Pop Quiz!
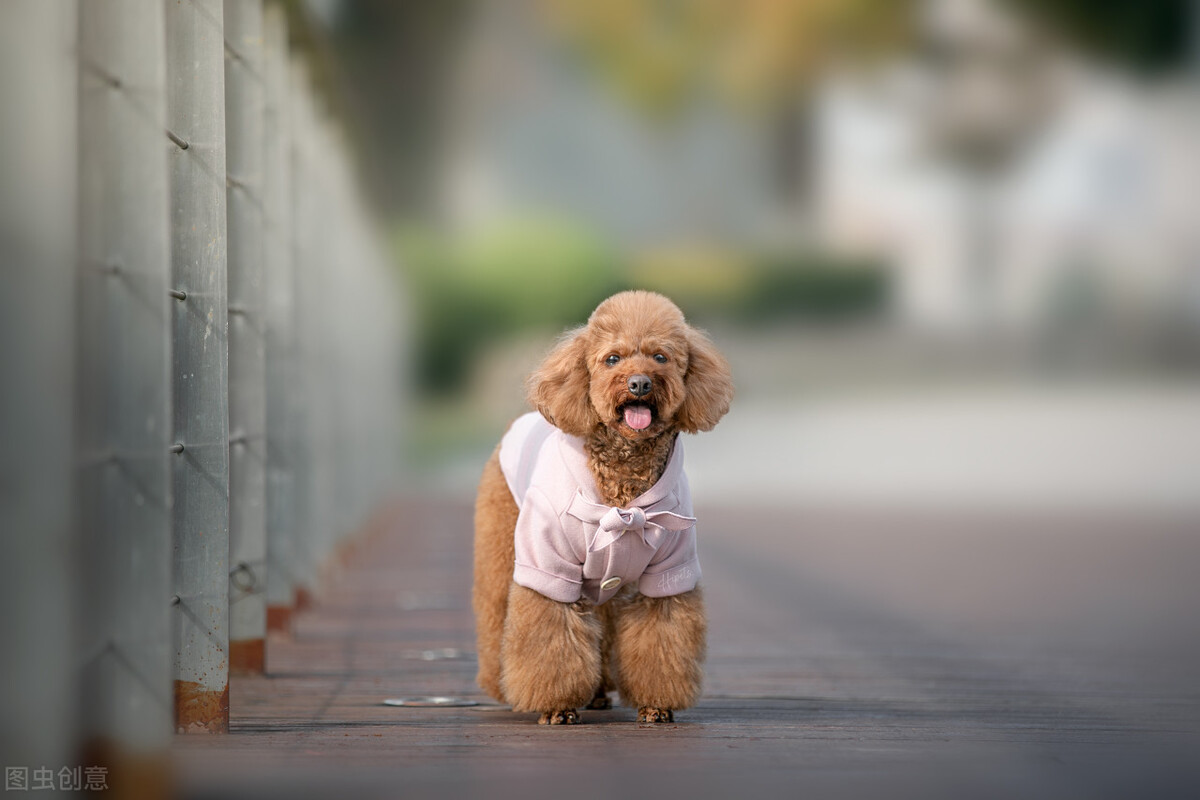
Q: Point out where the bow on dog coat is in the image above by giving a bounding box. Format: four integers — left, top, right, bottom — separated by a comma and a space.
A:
499, 412, 701, 605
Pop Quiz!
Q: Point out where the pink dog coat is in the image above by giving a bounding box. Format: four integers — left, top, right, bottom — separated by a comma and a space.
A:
499, 412, 701, 605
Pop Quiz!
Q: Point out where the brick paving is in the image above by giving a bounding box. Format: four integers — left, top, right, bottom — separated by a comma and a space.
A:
172, 497, 1200, 799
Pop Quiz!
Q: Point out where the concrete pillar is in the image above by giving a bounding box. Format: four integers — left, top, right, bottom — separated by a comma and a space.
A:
262, 5, 301, 634
164, 0, 231, 734
330, 165, 399, 531
307, 122, 340, 560
75, 0, 175, 776
312, 120, 348, 554
287, 58, 323, 601
364, 233, 404, 520
0, 0, 79, 781
223, 0, 268, 674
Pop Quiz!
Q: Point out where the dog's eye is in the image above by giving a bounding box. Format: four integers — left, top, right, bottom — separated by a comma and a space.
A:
605, 354, 621, 366
653, 353, 668, 364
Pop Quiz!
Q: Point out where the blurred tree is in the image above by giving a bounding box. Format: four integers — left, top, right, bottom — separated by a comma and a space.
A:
1008, 0, 1192, 74
283, 0, 1192, 218
539, 0, 1193, 120
535, 0, 915, 216
282, 0, 473, 219
537, 0, 914, 118
397, 217, 622, 395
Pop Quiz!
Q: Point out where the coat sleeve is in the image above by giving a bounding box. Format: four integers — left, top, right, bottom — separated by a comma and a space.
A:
512, 487, 584, 603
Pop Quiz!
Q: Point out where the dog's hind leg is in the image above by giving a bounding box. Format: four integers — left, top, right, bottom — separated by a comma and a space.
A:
473, 449, 518, 703
588, 587, 632, 709
500, 583, 602, 723
612, 587, 707, 722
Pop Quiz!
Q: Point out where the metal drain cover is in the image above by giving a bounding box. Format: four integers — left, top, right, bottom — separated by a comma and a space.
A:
383, 696, 478, 707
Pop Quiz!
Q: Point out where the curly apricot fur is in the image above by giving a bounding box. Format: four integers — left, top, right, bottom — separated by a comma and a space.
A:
473, 291, 731, 721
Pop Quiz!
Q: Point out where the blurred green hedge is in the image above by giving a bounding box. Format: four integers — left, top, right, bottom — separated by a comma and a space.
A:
630, 245, 890, 325
395, 218, 889, 395
396, 218, 625, 395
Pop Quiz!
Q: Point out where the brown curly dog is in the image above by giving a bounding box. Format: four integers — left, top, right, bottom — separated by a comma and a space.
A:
473, 291, 733, 724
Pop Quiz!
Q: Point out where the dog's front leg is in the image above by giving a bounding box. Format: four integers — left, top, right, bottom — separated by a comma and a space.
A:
499, 582, 603, 724
613, 587, 706, 723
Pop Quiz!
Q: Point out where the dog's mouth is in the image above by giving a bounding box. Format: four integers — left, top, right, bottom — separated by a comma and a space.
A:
619, 402, 655, 431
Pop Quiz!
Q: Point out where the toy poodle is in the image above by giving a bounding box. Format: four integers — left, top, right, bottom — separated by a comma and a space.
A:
473, 290, 733, 724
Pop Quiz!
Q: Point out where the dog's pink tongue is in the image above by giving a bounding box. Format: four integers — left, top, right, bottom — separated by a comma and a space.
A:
624, 404, 652, 430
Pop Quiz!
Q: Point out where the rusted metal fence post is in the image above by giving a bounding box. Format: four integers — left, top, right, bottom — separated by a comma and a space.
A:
165, 0, 231, 734
0, 0, 79, 775
75, 0, 175, 768
223, 0, 268, 674
262, 5, 302, 635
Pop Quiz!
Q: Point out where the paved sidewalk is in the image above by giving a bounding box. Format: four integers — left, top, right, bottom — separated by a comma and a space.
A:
172, 497, 1200, 799
686, 383, 1200, 513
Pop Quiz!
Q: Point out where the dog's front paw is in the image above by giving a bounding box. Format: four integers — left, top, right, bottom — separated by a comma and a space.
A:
637, 706, 674, 723
538, 708, 580, 725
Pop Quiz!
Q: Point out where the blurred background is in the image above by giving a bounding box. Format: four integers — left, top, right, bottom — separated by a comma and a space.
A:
344, 0, 1200, 509
4, 0, 1200, 794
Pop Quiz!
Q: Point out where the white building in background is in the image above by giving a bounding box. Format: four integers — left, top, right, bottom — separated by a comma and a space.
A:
815, 0, 1200, 337
817, 69, 1200, 335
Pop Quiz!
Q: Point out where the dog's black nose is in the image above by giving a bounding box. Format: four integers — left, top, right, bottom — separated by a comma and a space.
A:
628, 374, 652, 397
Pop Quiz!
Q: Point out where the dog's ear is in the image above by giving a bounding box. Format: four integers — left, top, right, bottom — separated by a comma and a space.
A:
676, 325, 733, 433
526, 326, 597, 437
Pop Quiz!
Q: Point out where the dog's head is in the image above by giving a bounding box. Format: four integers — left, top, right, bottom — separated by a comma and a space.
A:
527, 291, 733, 440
